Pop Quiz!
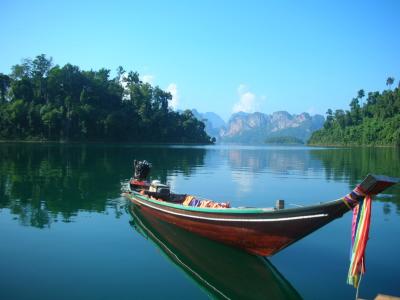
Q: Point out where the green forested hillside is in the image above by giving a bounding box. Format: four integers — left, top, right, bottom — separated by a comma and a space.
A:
0, 55, 212, 143
308, 78, 400, 146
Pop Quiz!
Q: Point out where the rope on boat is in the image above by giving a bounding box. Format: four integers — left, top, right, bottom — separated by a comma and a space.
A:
341, 198, 352, 210
347, 185, 372, 289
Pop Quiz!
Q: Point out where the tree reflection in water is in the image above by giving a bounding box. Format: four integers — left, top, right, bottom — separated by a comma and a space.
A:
310, 147, 400, 214
0, 143, 206, 227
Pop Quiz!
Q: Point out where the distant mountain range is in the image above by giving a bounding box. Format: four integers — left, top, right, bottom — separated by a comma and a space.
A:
192, 110, 324, 144
191, 109, 226, 139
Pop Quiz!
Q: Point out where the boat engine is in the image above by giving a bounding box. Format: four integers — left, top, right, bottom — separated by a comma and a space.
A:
134, 160, 152, 181
130, 160, 152, 191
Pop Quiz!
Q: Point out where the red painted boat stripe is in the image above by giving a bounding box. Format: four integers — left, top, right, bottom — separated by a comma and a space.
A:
132, 197, 328, 222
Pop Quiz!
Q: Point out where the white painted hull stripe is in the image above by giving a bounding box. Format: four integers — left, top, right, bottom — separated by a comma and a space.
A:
132, 197, 329, 222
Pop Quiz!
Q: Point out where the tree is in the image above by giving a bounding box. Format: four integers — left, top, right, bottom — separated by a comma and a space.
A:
32, 54, 53, 78
41, 105, 62, 138
386, 77, 395, 89
32, 54, 53, 103
10, 58, 32, 79
0, 54, 212, 144
357, 89, 365, 99
11, 78, 34, 102
324, 109, 334, 129
349, 98, 361, 124
309, 80, 400, 146
0, 73, 11, 103
357, 89, 365, 107
115, 66, 125, 82
334, 109, 346, 128
126, 71, 140, 84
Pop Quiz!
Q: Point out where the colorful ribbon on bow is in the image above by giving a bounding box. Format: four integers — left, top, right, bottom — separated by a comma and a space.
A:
347, 192, 372, 288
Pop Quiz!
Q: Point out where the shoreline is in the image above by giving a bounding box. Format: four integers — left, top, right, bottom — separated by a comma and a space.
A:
307, 143, 398, 148
0, 139, 215, 146
1, 139, 397, 148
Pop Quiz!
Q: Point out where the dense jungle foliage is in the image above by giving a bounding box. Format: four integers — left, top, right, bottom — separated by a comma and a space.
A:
0, 54, 213, 143
308, 78, 400, 146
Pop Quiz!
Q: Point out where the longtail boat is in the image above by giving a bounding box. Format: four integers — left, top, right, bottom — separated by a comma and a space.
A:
122, 160, 399, 256
129, 204, 302, 300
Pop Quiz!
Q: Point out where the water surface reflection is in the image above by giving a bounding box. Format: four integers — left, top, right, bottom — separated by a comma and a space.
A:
0, 143, 206, 227
1, 144, 399, 229
129, 204, 302, 300
0, 143, 399, 300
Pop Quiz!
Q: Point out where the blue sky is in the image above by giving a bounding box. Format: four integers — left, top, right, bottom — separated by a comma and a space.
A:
1, 0, 399, 120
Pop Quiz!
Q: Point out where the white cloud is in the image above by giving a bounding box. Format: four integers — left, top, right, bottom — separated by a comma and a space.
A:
166, 83, 179, 110
232, 84, 260, 113
307, 106, 318, 115
141, 74, 155, 85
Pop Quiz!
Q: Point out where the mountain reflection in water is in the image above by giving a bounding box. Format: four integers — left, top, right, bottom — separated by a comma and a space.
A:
128, 204, 302, 300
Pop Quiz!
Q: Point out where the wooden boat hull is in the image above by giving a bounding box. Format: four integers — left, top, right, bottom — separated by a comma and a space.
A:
123, 174, 399, 256
124, 192, 349, 256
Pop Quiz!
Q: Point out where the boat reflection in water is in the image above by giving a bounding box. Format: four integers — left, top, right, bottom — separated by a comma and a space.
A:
128, 205, 302, 300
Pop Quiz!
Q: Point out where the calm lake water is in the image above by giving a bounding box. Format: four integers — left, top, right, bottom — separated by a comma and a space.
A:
0, 143, 399, 300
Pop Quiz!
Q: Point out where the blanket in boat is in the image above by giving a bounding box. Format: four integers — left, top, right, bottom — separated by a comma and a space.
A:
182, 195, 230, 209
